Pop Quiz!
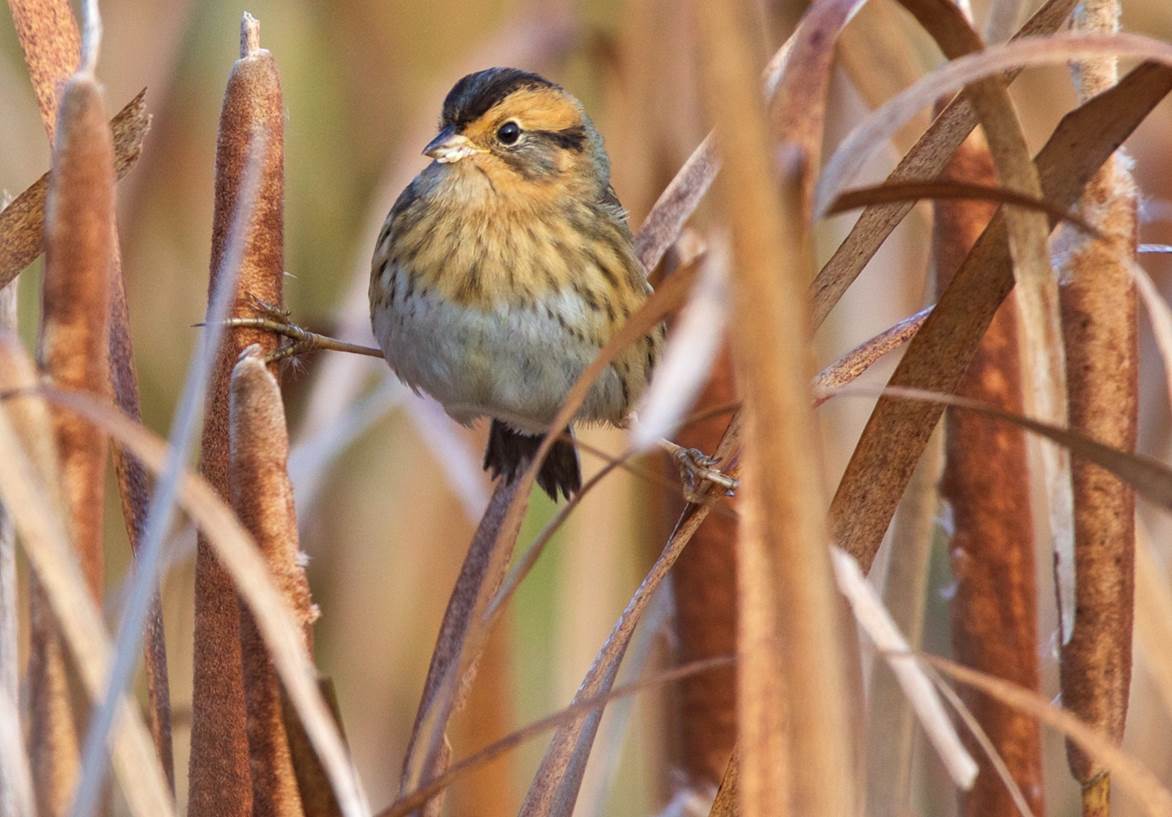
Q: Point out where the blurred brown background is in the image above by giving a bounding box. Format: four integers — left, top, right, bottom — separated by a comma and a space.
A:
3, 0, 1172, 814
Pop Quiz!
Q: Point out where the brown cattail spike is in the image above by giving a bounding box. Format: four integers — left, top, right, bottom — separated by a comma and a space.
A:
230, 348, 316, 817
40, 74, 114, 601
937, 131, 1043, 817
189, 13, 285, 817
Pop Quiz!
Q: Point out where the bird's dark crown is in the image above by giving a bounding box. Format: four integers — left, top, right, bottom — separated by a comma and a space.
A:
441, 67, 559, 130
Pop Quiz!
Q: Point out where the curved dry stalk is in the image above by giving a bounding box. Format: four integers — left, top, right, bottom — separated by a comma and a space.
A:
190, 15, 285, 817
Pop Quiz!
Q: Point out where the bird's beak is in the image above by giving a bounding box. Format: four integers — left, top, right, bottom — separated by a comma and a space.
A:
423, 126, 479, 163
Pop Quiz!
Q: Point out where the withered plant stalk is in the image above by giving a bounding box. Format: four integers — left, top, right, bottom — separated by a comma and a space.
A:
189, 15, 285, 817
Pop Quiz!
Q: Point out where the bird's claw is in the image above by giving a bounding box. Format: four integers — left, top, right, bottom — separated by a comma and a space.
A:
671, 445, 738, 503
222, 295, 313, 364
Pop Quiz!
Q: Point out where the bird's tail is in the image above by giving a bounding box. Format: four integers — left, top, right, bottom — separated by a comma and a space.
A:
484, 419, 581, 501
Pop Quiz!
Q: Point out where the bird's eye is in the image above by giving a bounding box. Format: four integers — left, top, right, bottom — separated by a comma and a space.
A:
496, 121, 521, 145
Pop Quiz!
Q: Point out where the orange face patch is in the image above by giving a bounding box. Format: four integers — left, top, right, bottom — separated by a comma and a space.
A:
461, 86, 583, 144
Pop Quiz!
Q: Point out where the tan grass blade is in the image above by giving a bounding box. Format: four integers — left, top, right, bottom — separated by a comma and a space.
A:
34, 385, 369, 817
826, 61, 1172, 572
827, 180, 1100, 235
934, 133, 1043, 817
0, 344, 173, 817
189, 16, 286, 817
0, 89, 149, 287
1057, 3, 1138, 809
230, 348, 318, 817
697, 1, 854, 815
1134, 527, 1172, 730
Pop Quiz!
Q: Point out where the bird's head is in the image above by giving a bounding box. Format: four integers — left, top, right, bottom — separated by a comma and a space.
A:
422, 68, 609, 198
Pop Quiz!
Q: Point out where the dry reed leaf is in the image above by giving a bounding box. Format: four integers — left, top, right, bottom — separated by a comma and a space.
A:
396, 479, 525, 817
827, 385, 1172, 511
815, 31, 1172, 213
33, 385, 369, 817
39, 73, 114, 600
933, 134, 1042, 817
706, 748, 738, 817
0, 90, 149, 287
6, 0, 81, 140
827, 179, 1100, 236
230, 348, 317, 817
812, 306, 930, 401
516, 503, 721, 817
0, 232, 18, 817
925, 655, 1172, 816
831, 548, 978, 787
697, 1, 854, 816
809, 0, 1078, 327
0, 342, 173, 817
632, 239, 730, 450
384, 656, 733, 817
1057, 3, 1138, 801
190, 15, 285, 817
837, 0, 1067, 602
826, 60, 1172, 572
283, 678, 347, 817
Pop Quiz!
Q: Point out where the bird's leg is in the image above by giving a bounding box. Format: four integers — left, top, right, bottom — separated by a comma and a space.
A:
659, 439, 738, 503
219, 296, 384, 364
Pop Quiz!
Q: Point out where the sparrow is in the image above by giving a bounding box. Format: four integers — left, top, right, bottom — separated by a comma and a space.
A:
368, 67, 664, 500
